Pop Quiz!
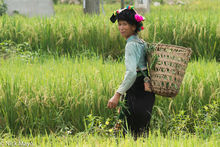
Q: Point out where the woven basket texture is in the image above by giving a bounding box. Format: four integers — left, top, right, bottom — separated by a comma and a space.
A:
147, 43, 192, 97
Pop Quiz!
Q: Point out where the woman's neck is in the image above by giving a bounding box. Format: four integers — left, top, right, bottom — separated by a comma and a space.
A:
126, 33, 137, 40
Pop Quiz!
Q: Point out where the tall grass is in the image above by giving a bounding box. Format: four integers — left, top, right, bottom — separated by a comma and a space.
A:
0, 56, 219, 135
0, 132, 219, 147
0, 0, 219, 60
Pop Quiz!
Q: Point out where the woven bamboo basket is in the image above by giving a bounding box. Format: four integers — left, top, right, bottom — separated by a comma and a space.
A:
147, 43, 192, 97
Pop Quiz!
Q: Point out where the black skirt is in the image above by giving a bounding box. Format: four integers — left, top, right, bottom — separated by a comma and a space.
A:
121, 73, 155, 137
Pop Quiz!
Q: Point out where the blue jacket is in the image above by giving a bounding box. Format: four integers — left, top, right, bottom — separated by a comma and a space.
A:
116, 35, 148, 95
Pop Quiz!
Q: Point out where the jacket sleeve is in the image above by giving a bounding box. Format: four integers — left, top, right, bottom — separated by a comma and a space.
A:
116, 42, 141, 95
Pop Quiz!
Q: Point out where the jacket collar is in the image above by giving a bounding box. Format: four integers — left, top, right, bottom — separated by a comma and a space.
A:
126, 34, 139, 42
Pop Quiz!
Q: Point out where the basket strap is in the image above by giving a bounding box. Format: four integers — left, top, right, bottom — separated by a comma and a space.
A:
132, 39, 154, 92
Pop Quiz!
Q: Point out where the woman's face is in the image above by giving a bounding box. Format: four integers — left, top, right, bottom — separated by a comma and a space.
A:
118, 20, 136, 39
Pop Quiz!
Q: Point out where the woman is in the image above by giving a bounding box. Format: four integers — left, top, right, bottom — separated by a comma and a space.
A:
107, 6, 155, 139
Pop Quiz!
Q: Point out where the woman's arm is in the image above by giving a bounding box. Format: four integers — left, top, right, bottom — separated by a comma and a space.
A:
108, 42, 141, 109
116, 42, 141, 95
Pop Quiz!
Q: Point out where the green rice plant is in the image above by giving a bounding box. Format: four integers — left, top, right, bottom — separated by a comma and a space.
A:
151, 59, 220, 134
0, 1, 219, 60
0, 56, 219, 136
0, 130, 219, 147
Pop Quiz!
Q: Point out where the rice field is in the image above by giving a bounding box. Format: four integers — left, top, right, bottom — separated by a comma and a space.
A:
0, 0, 219, 146
0, 132, 219, 147
0, 56, 219, 136
0, 0, 219, 60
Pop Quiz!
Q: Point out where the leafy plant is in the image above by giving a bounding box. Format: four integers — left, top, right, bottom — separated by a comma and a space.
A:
53, 0, 59, 4
169, 110, 191, 135
149, 54, 158, 70
168, 100, 219, 137
0, 0, 7, 16
146, 41, 162, 70
0, 40, 39, 61
193, 100, 219, 138
84, 114, 116, 136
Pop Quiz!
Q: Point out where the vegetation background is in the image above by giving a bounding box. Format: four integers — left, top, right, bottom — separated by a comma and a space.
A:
0, 0, 219, 146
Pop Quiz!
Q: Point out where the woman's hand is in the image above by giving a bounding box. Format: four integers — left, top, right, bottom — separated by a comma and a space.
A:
107, 92, 121, 109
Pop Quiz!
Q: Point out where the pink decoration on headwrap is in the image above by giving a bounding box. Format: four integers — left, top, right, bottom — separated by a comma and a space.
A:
141, 26, 144, 30
135, 14, 144, 22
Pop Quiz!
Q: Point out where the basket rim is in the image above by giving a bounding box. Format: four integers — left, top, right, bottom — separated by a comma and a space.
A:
150, 43, 192, 51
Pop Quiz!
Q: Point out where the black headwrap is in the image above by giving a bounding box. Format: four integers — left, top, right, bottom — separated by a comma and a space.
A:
110, 6, 145, 32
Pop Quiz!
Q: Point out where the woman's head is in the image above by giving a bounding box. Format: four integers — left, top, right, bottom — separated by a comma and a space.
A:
118, 20, 136, 39
110, 6, 144, 39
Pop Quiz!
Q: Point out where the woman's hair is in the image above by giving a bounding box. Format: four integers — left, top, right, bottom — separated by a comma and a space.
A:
110, 7, 144, 33
117, 9, 141, 33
